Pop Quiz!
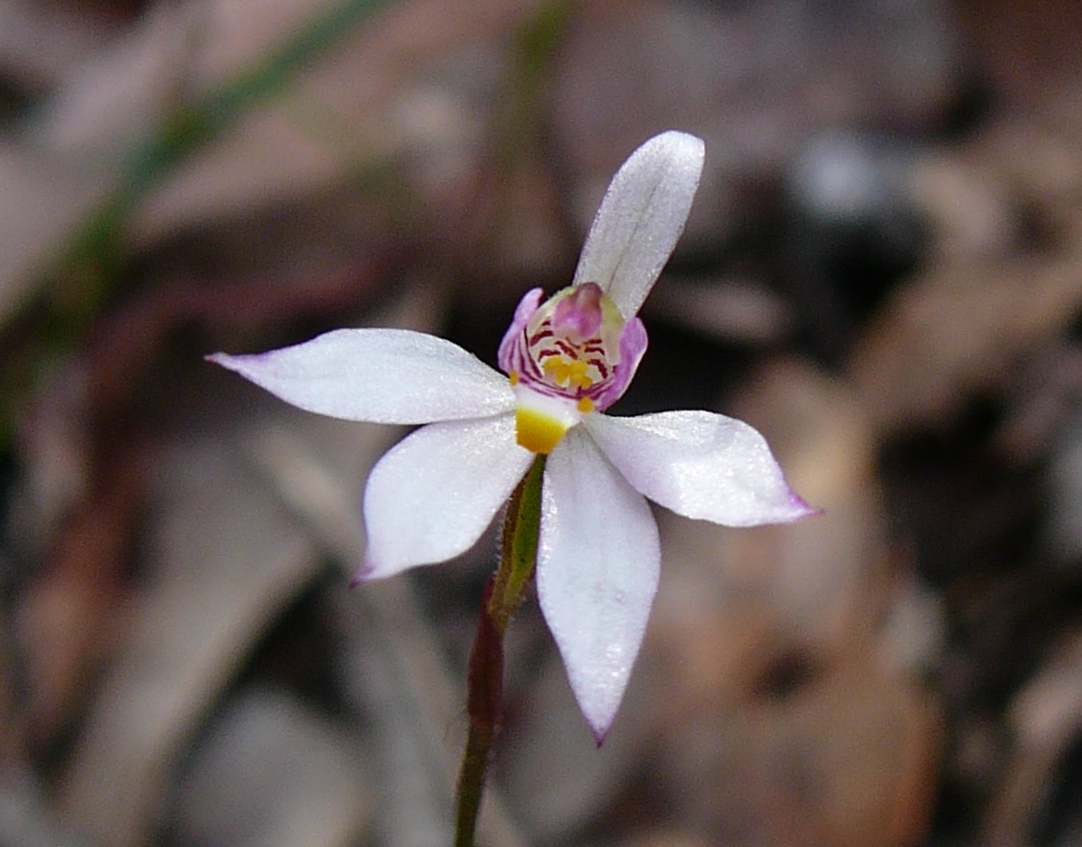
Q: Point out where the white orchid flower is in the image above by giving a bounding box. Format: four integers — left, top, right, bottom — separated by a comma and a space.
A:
210, 131, 814, 740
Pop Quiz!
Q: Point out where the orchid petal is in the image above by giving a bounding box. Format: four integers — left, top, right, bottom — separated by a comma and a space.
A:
538, 427, 661, 741
360, 414, 532, 580
585, 411, 817, 526
572, 131, 704, 319
210, 329, 514, 425
497, 287, 544, 374
592, 316, 648, 411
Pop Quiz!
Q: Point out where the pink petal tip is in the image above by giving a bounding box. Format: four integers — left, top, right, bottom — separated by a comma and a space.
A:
789, 491, 824, 520
350, 559, 377, 588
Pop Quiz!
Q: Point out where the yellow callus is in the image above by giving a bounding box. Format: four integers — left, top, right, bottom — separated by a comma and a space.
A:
515, 406, 571, 454
510, 376, 591, 454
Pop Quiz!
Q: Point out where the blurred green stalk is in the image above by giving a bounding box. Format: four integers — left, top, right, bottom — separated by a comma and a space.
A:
79, 0, 393, 277
0, 0, 392, 449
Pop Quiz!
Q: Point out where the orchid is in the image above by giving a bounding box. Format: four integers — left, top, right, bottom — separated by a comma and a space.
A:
210, 130, 813, 740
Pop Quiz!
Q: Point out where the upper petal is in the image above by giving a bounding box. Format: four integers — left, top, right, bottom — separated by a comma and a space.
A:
537, 427, 661, 741
584, 410, 816, 526
360, 414, 533, 580
571, 131, 704, 319
209, 328, 514, 425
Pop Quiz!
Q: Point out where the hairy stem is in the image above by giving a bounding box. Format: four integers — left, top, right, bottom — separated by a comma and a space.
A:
453, 453, 545, 847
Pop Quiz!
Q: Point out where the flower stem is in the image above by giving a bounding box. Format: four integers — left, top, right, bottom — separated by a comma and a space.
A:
488, 454, 546, 635
454, 576, 504, 847
454, 453, 546, 847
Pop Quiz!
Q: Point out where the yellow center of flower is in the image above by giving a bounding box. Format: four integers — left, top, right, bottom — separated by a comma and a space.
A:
508, 370, 591, 454
505, 283, 625, 454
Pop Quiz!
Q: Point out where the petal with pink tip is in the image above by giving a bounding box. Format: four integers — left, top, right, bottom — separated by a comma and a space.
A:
572, 131, 704, 319
584, 411, 817, 526
209, 328, 514, 425
537, 427, 661, 741
359, 414, 532, 580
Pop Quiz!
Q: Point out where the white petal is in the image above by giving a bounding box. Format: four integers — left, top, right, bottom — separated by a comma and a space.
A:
572, 131, 704, 319
361, 414, 532, 579
209, 328, 514, 424
585, 411, 816, 526
538, 427, 660, 741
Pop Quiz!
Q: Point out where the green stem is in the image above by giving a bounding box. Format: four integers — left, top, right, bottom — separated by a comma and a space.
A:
488, 453, 546, 634
454, 453, 546, 847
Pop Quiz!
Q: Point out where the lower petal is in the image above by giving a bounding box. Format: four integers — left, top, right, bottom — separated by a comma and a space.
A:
360, 414, 532, 580
537, 427, 661, 742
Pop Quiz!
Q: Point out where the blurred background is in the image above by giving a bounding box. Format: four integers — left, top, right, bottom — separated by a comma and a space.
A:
2, 1, 1082, 845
